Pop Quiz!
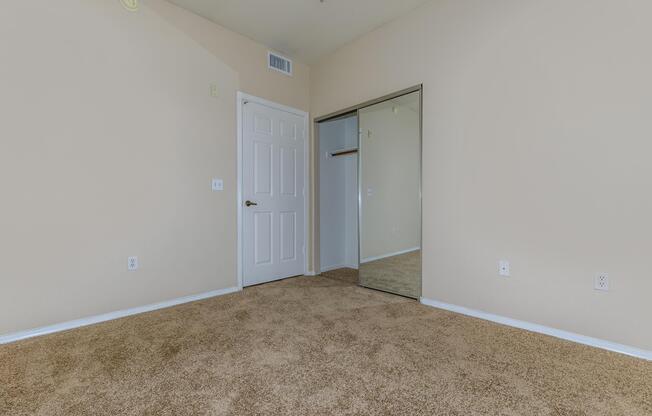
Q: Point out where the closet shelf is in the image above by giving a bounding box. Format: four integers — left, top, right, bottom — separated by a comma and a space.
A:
330, 148, 359, 157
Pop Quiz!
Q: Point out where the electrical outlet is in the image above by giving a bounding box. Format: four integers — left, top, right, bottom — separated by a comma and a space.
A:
498, 260, 510, 277
595, 273, 609, 291
209, 84, 219, 98
128, 256, 139, 271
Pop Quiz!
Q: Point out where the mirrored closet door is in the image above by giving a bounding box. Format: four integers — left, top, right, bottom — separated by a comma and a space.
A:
358, 90, 422, 298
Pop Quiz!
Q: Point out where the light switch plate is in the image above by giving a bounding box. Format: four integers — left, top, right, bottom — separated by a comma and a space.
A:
212, 178, 224, 191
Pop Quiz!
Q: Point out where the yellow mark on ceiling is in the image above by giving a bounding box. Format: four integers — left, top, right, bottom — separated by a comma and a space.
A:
120, 0, 139, 12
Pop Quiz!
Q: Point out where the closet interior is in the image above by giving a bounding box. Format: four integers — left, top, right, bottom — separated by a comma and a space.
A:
318, 113, 359, 274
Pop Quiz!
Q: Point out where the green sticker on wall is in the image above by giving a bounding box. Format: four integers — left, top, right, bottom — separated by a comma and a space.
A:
121, 0, 139, 12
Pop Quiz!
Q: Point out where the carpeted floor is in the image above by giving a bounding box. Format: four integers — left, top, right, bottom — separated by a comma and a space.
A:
1, 272, 650, 415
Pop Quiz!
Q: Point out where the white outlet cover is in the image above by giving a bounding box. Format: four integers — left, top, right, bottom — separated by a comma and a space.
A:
498, 260, 510, 277
595, 273, 609, 291
128, 256, 139, 271
212, 178, 224, 191
210, 84, 219, 98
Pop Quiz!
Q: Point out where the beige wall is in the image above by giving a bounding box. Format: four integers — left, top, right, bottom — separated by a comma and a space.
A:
0, 0, 309, 335
311, 0, 652, 350
146, 0, 310, 112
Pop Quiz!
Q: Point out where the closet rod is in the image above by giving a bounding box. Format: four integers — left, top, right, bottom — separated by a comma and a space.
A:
330, 148, 358, 157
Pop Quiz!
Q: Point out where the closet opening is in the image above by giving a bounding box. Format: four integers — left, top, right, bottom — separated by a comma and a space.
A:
314, 86, 422, 299
317, 112, 359, 283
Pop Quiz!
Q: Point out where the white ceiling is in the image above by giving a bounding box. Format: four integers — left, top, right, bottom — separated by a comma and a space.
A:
166, 0, 431, 64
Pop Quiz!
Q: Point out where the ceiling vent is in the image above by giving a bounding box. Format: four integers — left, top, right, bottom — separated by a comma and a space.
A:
268, 52, 293, 76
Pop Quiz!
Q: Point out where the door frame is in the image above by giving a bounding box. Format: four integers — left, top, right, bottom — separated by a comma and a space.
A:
236, 92, 310, 289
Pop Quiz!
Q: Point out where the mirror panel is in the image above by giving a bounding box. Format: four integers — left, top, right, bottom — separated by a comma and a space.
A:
358, 91, 421, 298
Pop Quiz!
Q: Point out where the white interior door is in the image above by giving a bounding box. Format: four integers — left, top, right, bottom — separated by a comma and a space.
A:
242, 100, 306, 286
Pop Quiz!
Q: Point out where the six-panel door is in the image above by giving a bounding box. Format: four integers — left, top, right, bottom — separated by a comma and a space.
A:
243, 101, 305, 286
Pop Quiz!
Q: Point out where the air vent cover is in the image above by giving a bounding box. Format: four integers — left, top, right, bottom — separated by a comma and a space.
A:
268, 52, 293, 76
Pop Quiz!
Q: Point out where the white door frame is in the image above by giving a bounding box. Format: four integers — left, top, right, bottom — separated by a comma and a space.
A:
236, 92, 310, 290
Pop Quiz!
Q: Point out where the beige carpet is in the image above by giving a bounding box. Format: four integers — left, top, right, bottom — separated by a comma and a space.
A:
360, 250, 421, 298
1, 273, 650, 415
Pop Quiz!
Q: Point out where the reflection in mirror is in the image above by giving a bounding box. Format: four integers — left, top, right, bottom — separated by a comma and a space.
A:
358, 91, 421, 298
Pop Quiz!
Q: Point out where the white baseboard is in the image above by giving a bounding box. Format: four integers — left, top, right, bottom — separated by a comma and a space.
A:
319, 264, 344, 273
0, 286, 241, 345
420, 298, 651, 361
361, 247, 420, 264
319, 263, 359, 273
304, 270, 318, 276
